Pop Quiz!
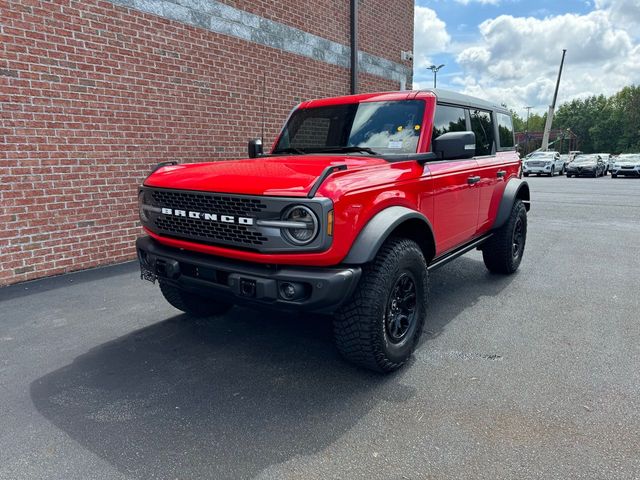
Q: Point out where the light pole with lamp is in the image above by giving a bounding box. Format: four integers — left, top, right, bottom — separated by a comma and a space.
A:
428, 64, 445, 88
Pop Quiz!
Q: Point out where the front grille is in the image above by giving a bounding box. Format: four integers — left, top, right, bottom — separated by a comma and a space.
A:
151, 190, 267, 216
621, 166, 635, 169
527, 161, 547, 167
141, 186, 332, 253
147, 188, 269, 249
155, 215, 267, 247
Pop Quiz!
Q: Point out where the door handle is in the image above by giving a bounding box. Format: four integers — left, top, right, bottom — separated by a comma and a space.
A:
467, 175, 481, 185
497, 170, 506, 178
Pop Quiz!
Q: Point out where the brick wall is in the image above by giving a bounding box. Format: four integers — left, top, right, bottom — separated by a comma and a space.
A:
0, 0, 413, 286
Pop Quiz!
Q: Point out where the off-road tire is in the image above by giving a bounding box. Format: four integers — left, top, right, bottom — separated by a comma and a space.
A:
482, 199, 527, 274
159, 281, 233, 317
334, 238, 428, 373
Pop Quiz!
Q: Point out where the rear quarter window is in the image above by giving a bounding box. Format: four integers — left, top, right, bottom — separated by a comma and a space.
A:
497, 113, 515, 149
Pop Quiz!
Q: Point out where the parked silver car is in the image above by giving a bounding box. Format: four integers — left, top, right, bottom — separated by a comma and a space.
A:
611, 154, 640, 178
522, 151, 564, 177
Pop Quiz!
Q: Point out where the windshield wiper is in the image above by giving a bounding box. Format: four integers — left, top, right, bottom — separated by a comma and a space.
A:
314, 146, 380, 155
273, 147, 307, 155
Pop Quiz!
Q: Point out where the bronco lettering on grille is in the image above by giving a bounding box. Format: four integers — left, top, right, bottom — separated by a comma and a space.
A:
160, 207, 254, 225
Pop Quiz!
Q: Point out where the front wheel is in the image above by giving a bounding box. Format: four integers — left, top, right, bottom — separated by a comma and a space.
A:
482, 200, 527, 274
612, 174, 617, 178
523, 173, 530, 177
549, 167, 555, 177
566, 173, 572, 178
159, 281, 233, 317
334, 238, 428, 373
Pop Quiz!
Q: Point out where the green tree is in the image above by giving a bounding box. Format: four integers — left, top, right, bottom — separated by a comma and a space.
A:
553, 86, 640, 154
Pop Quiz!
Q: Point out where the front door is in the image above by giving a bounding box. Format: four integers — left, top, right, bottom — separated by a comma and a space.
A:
428, 159, 481, 256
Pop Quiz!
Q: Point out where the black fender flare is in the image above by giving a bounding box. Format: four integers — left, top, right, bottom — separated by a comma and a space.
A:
343, 206, 435, 264
493, 178, 530, 230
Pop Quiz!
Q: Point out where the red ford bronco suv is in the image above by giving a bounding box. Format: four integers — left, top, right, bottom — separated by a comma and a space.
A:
137, 89, 530, 372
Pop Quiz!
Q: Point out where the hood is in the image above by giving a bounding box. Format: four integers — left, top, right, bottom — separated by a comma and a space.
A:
570, 161, 597, 167
615, 160, 640, 166
143, 155, 391, 197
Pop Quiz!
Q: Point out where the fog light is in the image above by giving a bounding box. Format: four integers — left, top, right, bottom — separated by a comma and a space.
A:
278, 281, 305, 301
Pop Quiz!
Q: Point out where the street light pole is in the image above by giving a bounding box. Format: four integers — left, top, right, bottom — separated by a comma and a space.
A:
428, 64, 445, 88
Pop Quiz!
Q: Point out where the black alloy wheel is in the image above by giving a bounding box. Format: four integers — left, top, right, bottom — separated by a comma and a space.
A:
512, 216, 525, 259
384, 272, 418, 344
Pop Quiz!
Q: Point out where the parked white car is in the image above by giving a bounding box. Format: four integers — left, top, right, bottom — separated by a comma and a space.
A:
611, 154, 640, 178
522, 151, 564, 176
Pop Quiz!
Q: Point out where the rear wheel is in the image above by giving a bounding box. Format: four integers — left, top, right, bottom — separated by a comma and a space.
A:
159, 281, 233, 317
334, 238, 428, 373
482, 200, 527, 274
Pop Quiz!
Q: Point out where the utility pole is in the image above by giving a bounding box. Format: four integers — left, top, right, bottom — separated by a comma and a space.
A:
428, 64, 445, 88
541, 49, 567, 151
524, 106, 532, 154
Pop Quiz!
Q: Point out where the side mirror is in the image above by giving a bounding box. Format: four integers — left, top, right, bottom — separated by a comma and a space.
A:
248, 138, 263, 158
432, 131, 476, 160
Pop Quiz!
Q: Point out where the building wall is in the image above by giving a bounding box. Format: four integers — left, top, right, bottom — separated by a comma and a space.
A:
0, 0, 413, 286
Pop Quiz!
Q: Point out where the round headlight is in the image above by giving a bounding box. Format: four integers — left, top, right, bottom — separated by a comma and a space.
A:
138, 191, 149, 223
281, 205, 319, 245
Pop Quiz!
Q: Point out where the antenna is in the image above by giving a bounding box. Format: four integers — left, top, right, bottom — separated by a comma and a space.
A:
260, 69, 266, 145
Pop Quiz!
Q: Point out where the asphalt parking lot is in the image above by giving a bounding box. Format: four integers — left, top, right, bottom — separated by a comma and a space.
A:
1, 175, 639, 480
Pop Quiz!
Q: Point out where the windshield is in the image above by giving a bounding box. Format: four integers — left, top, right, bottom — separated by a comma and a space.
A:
273, 100, 425, 155
529, 153, 554, 158
573, 156, 598, 163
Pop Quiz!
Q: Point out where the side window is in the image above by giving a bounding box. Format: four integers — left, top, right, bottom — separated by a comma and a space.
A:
470, 109, 495, 156
432, 104, 467, 141
497, 113, 515, 149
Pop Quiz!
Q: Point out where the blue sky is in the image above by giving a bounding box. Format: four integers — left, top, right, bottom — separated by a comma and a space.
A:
413, 0, 640, 113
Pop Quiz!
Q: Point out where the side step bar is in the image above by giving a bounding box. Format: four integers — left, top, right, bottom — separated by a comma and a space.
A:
427, 234, 493, 272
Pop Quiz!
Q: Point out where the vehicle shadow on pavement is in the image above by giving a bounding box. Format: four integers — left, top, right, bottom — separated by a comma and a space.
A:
29, 256, 513, 480
30, 307, 407, 479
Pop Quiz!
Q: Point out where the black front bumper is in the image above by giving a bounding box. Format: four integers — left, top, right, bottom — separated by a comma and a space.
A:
136, 236, 361, 313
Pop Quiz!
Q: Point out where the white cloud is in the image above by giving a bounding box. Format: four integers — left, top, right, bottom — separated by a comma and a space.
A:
596, 0, 640, 28
452, 8, 639, 113
413, 6, 451, 68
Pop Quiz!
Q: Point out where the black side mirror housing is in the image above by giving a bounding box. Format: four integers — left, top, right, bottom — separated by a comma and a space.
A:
248, 138, 264, 158
432, 131, 476, 160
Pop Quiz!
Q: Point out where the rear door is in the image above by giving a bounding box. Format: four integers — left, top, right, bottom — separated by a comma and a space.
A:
428, 104, 480, 255
476, 111, 519, 234
470, 109, 501, 232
